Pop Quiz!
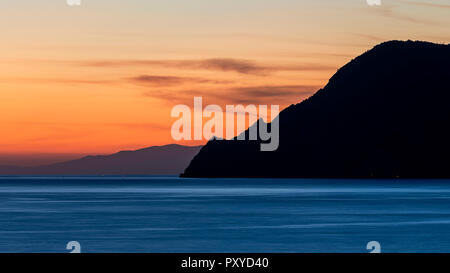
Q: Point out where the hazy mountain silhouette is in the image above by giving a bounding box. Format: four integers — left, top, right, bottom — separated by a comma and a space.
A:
182, 40, 450, 178
0, 144, 202, 175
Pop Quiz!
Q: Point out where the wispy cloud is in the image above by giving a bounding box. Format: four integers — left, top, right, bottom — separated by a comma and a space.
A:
0, 77, 114, 86
229, 85, 316, 104
197, 58, 267, 74
128, 75, 230, 86
143, 85, 319, 106
82, 58, 267, 75
80, 58, 335, 75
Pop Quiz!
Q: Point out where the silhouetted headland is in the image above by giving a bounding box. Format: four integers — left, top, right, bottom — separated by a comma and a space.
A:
182, 40, 450, 178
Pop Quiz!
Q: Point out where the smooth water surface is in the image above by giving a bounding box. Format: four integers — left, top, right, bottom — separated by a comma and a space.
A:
1, 177, 450, 253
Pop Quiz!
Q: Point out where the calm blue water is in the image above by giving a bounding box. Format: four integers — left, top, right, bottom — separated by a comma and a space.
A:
1, 177, 450, 253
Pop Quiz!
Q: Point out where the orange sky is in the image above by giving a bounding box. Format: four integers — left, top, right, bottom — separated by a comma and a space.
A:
0, 0, 449, 158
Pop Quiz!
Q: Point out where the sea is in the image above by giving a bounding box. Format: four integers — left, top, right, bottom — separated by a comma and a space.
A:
1, 176, 450, 253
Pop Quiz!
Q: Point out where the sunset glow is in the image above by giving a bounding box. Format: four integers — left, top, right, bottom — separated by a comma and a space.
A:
0, 0, 449, 160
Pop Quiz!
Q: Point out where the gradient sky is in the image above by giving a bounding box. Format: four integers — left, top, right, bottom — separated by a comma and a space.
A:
0, 0, 449, 162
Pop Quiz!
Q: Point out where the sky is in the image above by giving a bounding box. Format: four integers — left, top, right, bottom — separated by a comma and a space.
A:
0, 0, 449, 164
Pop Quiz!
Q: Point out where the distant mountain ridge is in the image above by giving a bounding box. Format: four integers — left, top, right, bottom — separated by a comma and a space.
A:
0, 144, 202, 175
182, 40, 450, 178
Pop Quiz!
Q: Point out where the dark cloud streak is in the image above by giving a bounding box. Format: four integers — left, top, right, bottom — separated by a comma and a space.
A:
143, 85, 319, 105
398, 0, 450, 9
128, 75, 228, 86
81, 58, 335, 75
369, 3, 441, 26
